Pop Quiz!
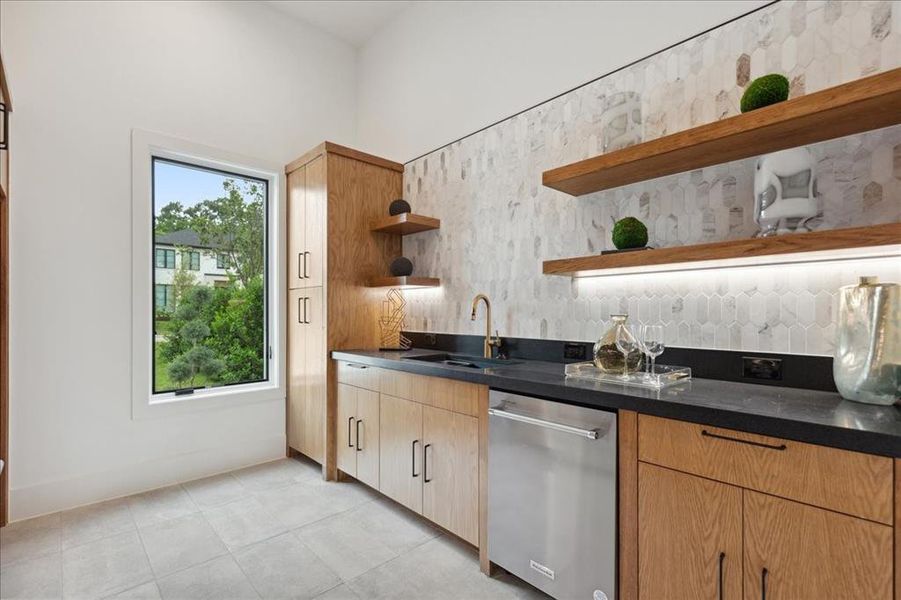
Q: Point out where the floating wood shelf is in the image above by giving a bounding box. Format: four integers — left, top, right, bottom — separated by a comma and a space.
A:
543, 223, 901, 277
543, 68, 901, 196
367, 276, 441, 288
370, 213, 440, 235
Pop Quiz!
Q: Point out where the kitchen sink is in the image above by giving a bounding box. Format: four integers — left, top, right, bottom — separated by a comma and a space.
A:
402, 353, 522, 369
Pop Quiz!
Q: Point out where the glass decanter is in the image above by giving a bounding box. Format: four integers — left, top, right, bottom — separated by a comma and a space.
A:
592, 314, 643, 374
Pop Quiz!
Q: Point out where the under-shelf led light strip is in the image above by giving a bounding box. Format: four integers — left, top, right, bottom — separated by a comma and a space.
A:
570, 244, 901, 278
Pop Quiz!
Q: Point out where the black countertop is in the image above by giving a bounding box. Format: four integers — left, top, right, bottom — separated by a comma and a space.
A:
332, 349, 901, 458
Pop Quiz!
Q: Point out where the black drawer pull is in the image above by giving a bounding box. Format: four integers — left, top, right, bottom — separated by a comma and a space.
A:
347, 417, 354, 448
761, 568, 768, 600
701, 430, 787, 451
356, 419, 363, 452
412, 440, 419, 477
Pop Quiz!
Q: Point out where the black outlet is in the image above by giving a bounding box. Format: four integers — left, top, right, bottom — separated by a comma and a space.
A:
424, 333, 438, 346
742, 356, 783, 381
564, 343, 588, 361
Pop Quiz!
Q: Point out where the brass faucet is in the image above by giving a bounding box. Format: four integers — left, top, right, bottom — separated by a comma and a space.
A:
470, 293, 501, 359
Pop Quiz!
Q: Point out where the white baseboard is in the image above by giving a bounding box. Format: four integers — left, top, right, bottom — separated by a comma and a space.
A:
9, 433, 286, 521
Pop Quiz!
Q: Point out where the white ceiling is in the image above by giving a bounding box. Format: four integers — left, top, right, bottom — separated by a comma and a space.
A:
266, 1, 412, 47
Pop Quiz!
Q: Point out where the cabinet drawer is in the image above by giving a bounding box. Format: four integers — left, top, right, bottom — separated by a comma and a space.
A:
638, 415, 894, 524
379, 368, 424, 400
336, 361, 380, 391
422, 377, 481, 417
379, 369, 482, 417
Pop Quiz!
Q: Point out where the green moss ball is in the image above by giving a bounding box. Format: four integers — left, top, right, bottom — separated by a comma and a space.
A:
740, 74, 790, 113
612, 217, 648, 250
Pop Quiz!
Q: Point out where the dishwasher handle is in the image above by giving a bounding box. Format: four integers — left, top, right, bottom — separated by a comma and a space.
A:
488, 407, 601, 439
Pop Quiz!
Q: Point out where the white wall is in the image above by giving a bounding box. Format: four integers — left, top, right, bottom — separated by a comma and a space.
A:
356, 0, 768, 162
1, 0, 357, 519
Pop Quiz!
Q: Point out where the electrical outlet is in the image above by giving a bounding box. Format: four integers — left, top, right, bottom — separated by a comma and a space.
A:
424, 333, 438, 346
564, 342, 588, 361
742, 356, 783, 381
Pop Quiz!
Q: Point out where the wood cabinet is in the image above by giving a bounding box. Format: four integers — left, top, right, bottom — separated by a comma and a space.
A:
286, 162, 305, 290
285, 143, 402, 473
287, 154, 325, 290
287, 287, 324, 461
378, 393, 423, 514
638, 414, 894, 524
422, 405, 479, 545
337, 363, 486, 549
336, 383, 379, 488
632, 415, 896, 600
638, 463, 742, 600
743, 491, 893, 600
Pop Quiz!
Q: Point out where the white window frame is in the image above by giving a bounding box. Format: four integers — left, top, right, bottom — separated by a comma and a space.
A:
131, 129, 285, 419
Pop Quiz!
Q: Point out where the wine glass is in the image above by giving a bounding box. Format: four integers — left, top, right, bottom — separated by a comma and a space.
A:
641, 325, 665, 380
614, 323, 640, 380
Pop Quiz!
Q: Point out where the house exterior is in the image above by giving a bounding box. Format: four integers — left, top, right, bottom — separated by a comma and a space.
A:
154, 229, 234, 311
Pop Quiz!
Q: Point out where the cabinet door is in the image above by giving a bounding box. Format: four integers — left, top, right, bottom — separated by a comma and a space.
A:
286, 290, 306, 451
422, 406, 479, 545
287, 166, 306, 290
302, 154, 325, 288
355, 388, 380, 489
638, 463, 742, 600
336, 383, 357, 477
301, 287, 325, 462
379, 394, 422, 513
743, 491, 893, 600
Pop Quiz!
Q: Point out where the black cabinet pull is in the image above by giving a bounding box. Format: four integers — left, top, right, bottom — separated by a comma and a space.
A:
761, 568, 768, 600
298, 252, 303, 280
701, 430, 787, 451
356, 419, 363, 452
412, 440, 419, 477
423, 443, 432, 483
718, 552, 725, 600
303, 297, 311, 324
303, 251, 311, 279
347, 417, 354, 448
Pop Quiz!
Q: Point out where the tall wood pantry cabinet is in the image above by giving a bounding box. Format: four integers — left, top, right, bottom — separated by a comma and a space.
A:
285, 142, 402, 477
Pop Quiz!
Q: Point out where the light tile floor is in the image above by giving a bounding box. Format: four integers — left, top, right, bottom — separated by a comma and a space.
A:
0, 457, 548, 600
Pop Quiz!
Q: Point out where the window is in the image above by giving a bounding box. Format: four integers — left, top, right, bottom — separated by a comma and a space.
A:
155, 248, 175, 269
152, 157, 268, 394
132, 129, 283, 417
154, 284, 174, 311
216, 253, 230, 269
182, 250, 200, 271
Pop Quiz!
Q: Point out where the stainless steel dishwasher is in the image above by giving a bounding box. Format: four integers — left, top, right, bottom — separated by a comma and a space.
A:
488, 390, 617, 600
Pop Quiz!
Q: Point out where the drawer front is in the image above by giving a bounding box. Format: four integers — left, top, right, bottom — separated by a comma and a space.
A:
379, 368, 424, 401
379, 369, 482, 417
336, 361, 380, 391
638, 415, 893, 524
422, 377, 481, 417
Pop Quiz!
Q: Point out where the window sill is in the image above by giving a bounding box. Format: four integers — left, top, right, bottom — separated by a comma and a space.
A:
133, 381, 283, 420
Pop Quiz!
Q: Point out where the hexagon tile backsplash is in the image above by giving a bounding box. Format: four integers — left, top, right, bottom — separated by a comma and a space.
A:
400, 0, 901, 357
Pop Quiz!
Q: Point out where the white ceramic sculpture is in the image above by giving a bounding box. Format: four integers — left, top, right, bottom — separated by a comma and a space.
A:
753, 147, 819, 237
